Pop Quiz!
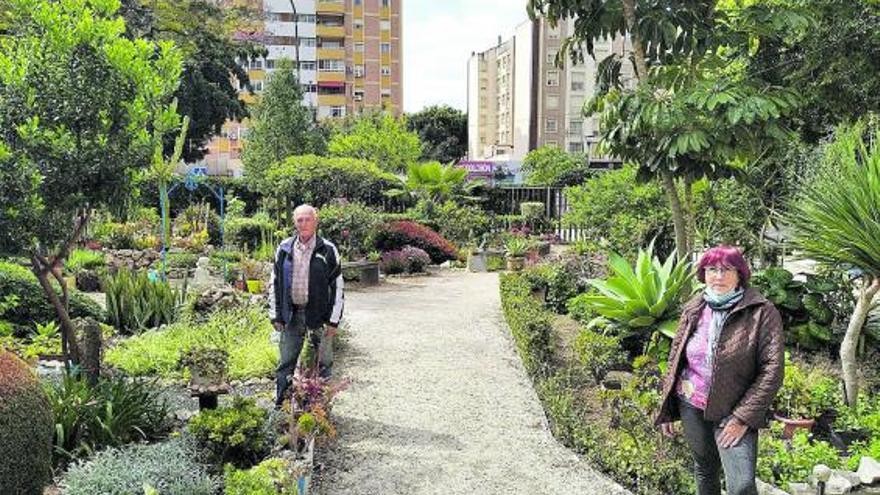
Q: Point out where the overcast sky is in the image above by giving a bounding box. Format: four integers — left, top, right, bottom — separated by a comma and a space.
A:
402, 0, 529, 113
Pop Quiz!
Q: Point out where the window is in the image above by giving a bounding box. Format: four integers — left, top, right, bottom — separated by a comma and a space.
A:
265, 59, 275, 69
570, 71, 585, 92
353, 19, 364, 29
381, 65, 391, 76
569, 142, 584, 153
546, 70, 559, 86
354, 65, 365, 77
302, 84, 317, 93
354, 0, 361, 4
546, 95, 559, 110
569, 119, 583, 134
354, 42, 365, 52
545, 118, 557, 133
545, 140, 558, 148
546, 50, 557, 65
250, 58, 263, 69
330, 106, 345, 117
318, 59, 345, 72
320, 40, 343, 49
380, 43, 391, 54
382, 0, 390, 6
380, 20, 391, 30
300, 61, 316, 71
381, 89, 392, 98
252, 80, 264, 92
353, 89, 364, 101
299, 14, 316, 23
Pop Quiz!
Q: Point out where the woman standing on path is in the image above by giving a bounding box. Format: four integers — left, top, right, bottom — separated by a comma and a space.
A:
655, 245, 784, 495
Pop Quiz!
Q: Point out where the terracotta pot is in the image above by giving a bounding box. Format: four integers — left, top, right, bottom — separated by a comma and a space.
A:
774, 414, 815, 439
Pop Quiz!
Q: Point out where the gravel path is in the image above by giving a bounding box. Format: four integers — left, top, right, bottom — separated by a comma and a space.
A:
314, 271, 630, 495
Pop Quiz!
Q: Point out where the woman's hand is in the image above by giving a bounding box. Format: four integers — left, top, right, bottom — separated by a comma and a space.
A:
717, 416, 749, 449
660, 422, 678, 438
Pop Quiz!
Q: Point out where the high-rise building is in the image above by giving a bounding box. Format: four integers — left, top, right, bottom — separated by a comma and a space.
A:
199, 0, 403, 176
467, 17, 632, 166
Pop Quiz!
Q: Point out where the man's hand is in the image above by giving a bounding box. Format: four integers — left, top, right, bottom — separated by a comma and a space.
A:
717, 416, 749, 449
660, 422, 678, 438
324, 324, 338, 338
273, 321, 284, 332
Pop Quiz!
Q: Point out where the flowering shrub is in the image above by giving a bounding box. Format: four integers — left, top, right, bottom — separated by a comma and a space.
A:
400, 246, 430, 273
374, 221, 458, 263
380, 250, 408, 275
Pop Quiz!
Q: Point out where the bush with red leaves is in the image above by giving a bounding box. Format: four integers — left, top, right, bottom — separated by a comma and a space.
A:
373, 221, 458, 263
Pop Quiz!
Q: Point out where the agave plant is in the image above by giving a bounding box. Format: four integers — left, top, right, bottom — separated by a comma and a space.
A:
580, 243, 695, 347
105, 268, 186, 334
504, 237, 530, 258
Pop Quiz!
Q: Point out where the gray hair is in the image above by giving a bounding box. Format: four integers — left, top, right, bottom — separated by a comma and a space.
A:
293, 203, 318, 220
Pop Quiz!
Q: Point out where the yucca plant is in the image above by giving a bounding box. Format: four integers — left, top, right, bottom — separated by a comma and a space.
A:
579, 243, 695, 363
786, 121, 880, 407
104, 268, 185, 334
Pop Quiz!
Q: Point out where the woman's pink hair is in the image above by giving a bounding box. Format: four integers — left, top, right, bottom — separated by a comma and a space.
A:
696, 245, 751, 287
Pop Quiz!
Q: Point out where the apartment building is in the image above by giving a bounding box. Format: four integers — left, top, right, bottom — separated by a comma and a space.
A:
467, 16, 632, 166
199, 0, 403, 176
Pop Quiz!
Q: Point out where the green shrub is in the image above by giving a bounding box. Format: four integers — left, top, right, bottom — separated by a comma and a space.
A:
567, 293, 598, 324
0, 260, 103, 331
318, 201, 382, 259
188, 396, 269, 469
223, 457, 297, 495
522, 262, 582, 314
575, 328, 626, 383
499, 273, 555, 378
758, 425, 841, 491
773, 356, 843, 419
226, 213, 275, 251
44, 371, 170, 466
263, 154, 397, 207
426, 201, 490, 246
105, 306, 276, 380
65, 249, 106, 273
165, 251, 200, 269
0, 350, 53, 495
60, 437, 218, 495
104, 268, 184, 334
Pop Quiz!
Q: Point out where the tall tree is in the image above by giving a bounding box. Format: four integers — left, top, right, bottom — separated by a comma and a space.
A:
328, 112, 422, 173
528, 0, 806, 259
407, 105, 467, 164
241, 58, 326, 192
0, 0, 182, 365
522, 145, 589, 186
119, 0, 265, 162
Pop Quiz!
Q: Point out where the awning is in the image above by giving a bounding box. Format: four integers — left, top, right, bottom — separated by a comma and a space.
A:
318, 81, 345, 88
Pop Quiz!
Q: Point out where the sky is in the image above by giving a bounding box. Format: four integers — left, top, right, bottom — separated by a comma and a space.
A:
403, 0, 530, 113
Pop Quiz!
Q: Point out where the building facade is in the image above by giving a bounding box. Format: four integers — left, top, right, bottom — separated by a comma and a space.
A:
467, 17, 632, 166
199, 0, 402, 176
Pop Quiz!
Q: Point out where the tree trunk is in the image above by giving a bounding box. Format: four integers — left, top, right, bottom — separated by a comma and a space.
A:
841, 277, 880, 407
661, 170, 688, 261
621, 0, 649, 81
684, 176, 695, 257
31, 256, 81, 366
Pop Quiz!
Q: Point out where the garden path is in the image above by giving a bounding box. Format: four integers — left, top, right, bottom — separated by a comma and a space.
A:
313, 270, 630, 495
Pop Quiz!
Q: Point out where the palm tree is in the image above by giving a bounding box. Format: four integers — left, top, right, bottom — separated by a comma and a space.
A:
787, 121, 880, 407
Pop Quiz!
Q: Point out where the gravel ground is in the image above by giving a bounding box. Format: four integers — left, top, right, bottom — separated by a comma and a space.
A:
313, 271, 630, 495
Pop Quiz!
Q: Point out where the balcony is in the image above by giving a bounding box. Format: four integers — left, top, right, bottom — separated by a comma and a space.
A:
316, 0, 344, 14
317, 71, 345, 83
318, 94, 346, 106
317, 24, 345, 38
317, 47, 345, 59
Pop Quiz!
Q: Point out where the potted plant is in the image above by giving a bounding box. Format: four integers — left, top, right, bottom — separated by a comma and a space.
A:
504, 237, 529, 272
180, 346, 230, 409
240, 259, 264, 294
773, 358, 842, 438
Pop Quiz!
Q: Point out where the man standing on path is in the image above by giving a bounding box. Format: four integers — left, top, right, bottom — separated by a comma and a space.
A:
269, 204, 344, 408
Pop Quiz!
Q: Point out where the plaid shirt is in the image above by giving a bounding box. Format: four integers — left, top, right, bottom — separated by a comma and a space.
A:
290, 235, 316, 306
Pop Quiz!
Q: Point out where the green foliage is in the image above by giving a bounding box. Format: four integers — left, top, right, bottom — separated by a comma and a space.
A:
0, 260, 104, 330
406, 104, 467, 163
373, 221, 458, 263
60, 437, 218, 495
499, 274, 555, 378
397, 161, 470, 205
263, 154, 397, 207
522, 262, 583, 314
328, 112, 422, 173
773, 356, 843, 419
225, 213, 275, 252
787, 122, 880, 278
751, 267, 850, 350
188, 396, 269, 468
65, 249, 106, 274
224, 458, 297, 495
0, 350, 53, 494
419, 200, 489, 247
522, 145, 590, 186
0, 0, 183, 256
105, 305, 277, 380
575, 328, 626, 383
758, 424, 841, 491
21, 320, 62, 360
318, 201, 382, 259
104, 268, 184, 334
580, 244, 694, 356
563, 165, 673, 258
504, 237, 529, 257
45, 371, 171, 466
242, 58, 326, 190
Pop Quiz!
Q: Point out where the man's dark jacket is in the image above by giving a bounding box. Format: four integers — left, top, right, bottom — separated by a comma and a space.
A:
268, 236, 344, 329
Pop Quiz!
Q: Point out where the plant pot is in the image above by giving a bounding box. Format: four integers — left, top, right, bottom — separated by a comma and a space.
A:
506, 256, 525, 272
774, 414, 815, 439
468, 251, 488, 272
246, 279, 263, 294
